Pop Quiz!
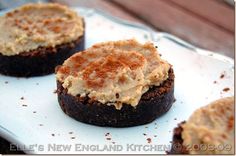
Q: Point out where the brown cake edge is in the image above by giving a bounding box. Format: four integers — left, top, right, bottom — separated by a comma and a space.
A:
167, 121, 189, 154
56, 68, 175, 127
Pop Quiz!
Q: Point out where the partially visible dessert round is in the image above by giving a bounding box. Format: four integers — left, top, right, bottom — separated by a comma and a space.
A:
0, 3, 85, 77
169, 97, 234, 154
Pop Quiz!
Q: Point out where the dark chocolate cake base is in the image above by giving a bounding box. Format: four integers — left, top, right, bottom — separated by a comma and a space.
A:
168, 122, 189, 154
57, 68, 175, 127
0, 34, 84, 77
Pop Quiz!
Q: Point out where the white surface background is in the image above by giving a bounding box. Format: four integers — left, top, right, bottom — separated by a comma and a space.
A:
0, 8, 234, 154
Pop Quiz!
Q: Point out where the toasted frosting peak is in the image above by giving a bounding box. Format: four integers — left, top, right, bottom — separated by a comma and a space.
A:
182, 97, 234, 154
56, 39, 170, 109
0, 3, 84, 56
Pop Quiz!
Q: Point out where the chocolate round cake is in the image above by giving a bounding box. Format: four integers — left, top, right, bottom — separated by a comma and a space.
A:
0, 3, 85, 77
56, 39, 175, 127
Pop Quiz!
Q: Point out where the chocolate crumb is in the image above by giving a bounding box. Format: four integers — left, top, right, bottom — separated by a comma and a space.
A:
112, 142, 115, 144
223, 87, 230, 92
173, 98, 176, 102
174, 118, 177, 120
155, 46, 158, 48
71, 137, 76, 139
145, 126, 148, 128
69, 132, 73, 134
115, 93, 119, 98
143, 133, 147, 136
220, 74, 225, 79
51, 134, 55, 137
213, 81, 217, 84
36, 83, 39, 85
20, 97, 24, 100
105, 133, 110, 136
22, 104, 27, 107
33, 111, 36, 113
4, 81, 8, 84
154, 135, 157, 137
147, 138, 152, 143
53, 90, 57, 94
39, 124, 43, 126
106, 138, 111, 140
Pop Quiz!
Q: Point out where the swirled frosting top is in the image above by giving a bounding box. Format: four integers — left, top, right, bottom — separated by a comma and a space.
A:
0, 3, 84, 56
56, 39, 171, 109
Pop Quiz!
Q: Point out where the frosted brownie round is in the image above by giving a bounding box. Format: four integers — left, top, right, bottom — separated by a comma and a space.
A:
56, 39, 175, 127
0, 3, 85, 77
169, 97, 234, 154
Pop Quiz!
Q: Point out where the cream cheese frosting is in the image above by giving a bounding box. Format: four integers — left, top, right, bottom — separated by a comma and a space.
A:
56, 39, 170, 109
0, 3, 84, 56
182, 97, 234, 154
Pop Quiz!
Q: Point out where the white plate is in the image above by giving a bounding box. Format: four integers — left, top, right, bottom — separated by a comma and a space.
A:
0, 7, 234, 154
